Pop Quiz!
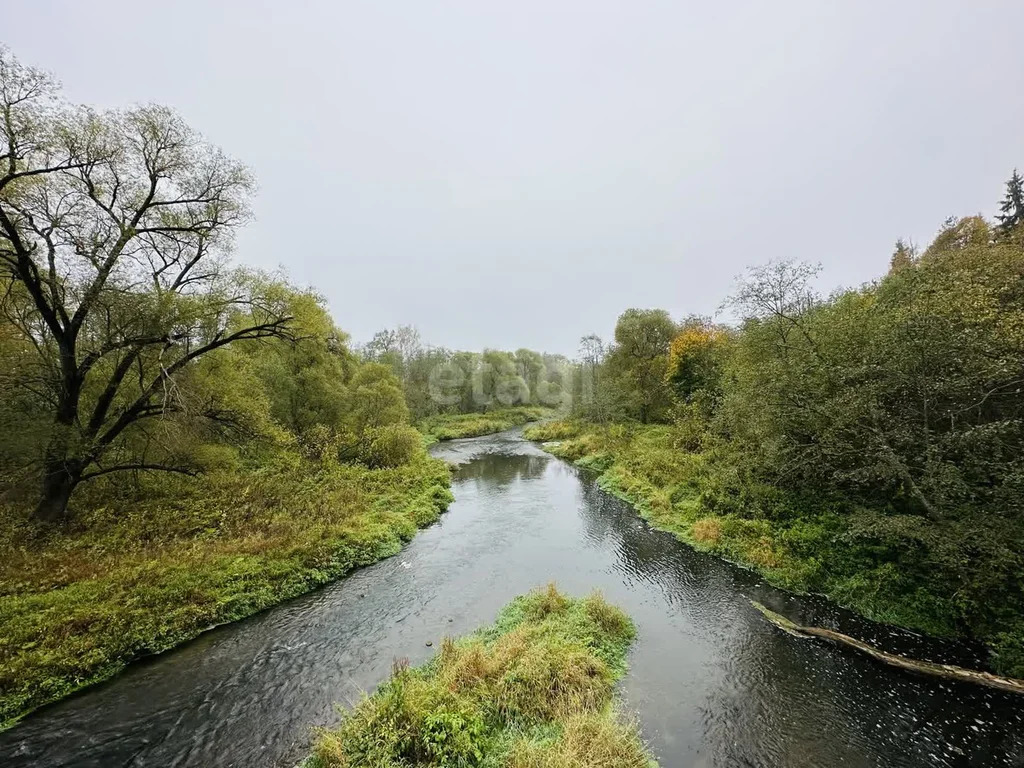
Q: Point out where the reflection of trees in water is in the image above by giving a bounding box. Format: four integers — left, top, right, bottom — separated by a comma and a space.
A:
573, 470, 1024, 768
453, 453, 550, 490
575, 472, 752, 611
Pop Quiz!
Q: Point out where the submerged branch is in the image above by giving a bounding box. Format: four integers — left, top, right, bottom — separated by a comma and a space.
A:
751, 600, 1024, 695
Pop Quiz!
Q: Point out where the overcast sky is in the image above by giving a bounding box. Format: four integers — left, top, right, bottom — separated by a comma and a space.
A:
7, 1, 1023, 354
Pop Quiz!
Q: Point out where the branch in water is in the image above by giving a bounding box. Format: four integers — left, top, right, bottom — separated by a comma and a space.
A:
751, 600, 1024, 695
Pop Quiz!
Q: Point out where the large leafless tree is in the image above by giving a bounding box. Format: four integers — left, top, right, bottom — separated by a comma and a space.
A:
0, 48, 292, 522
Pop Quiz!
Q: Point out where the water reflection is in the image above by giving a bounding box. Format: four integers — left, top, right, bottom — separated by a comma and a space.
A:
450, 452, 550, 487
1, 429, 1021, 768
569, 456, 1024, 768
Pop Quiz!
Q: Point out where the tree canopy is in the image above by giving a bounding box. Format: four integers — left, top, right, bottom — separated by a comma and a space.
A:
0, 48, 417, 521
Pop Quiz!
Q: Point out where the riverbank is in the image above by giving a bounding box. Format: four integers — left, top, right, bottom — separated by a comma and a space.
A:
418, 407, 553, 444
0, 453, 453, 729
4, 428, 1021, 767
525, 421, 1024, 677
307, 585, 655, 768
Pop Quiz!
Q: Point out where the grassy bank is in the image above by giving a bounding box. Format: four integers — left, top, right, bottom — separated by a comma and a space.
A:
419, 407, 553, 444
0, 453, 453, 729
525, 421, 1024, 677
308, 585, 655, 768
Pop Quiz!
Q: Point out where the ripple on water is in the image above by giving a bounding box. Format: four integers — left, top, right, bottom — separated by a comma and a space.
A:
1, 428, 1022, 767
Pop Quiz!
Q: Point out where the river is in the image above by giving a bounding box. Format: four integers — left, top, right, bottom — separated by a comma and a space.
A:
2, 429, 1022, 767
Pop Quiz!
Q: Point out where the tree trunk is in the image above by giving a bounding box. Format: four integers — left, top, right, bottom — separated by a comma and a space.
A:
34, 374, 83, 523
34, 461, 80, 523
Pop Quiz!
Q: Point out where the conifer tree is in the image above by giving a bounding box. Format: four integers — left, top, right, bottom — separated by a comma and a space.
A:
995, 169, 1024, 236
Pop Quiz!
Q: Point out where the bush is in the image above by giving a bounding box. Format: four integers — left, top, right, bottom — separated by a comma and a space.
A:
356, 424, 422, 468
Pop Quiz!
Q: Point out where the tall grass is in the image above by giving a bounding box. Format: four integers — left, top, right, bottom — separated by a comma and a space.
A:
419, 407, 552, 443
307, 585, 655, 768
0, 453, 453, 728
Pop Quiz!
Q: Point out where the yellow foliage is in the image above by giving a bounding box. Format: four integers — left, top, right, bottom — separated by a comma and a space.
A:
745, 536, 782, 569
665, 323, 727, 400
667, 324, 724, 365
691, 517, 723, 545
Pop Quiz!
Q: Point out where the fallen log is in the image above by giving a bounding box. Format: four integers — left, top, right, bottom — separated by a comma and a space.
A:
750, 600, 1024, 695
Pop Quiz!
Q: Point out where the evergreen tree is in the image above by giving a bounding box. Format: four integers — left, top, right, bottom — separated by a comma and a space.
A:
995, 169, 1024, 236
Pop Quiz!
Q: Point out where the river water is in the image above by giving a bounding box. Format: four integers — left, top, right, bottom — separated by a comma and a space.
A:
2, 429, 1022, 767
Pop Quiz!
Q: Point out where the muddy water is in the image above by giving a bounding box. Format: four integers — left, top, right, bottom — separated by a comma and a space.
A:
2, 429, 1022, 767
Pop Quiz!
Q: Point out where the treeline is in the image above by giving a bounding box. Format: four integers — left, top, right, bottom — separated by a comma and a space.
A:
358, 326, 572, 421
552, 178, 1024, 671
571, 201, 1024, 527
0, 48, 420, 523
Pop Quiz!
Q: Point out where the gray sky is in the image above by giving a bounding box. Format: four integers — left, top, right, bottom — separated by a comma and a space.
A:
7, 1, 1024, 355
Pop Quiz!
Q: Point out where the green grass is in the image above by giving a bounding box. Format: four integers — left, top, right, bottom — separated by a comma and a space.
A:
529, 421, 1024, 677
419, 407, 553, 444
307, 584, 655, 768
521, 420, 585, 442
0, 451, 453, 729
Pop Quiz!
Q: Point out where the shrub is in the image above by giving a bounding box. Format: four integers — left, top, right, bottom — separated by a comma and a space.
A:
357, 424, 422, 468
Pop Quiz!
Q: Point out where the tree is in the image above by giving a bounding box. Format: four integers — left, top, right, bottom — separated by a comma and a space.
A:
513, 348, 544, 400
363, 325, 421, 378
247, 290, 354, 436
719, 229, 1024, 523
574, 333, 613, 421
579, 334, 604, 370
392, 325, 422, 366
480, 349, 528, 408
0, 48, 292, 521
996, 169, 1024, 237
888, 238, 916, 274
605, 309, 677, 423
665, 318, 726, 403
725, 260, 821, 355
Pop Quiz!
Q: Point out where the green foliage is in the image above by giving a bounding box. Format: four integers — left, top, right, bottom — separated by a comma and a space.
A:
543, 417, 1024, 677
358, 425, 423, 468
419, 408, 552, 443
522, 420, 584, 442
664, 319, 729, 410
0, 48, 303, 521
996, 168, 1024, 237
0, 49, 428, 521
245, 291, 356, 437
0, 452, 453, 728
361, 331, 573, 422
307, 586, 655, 768
604, 309, 678, 424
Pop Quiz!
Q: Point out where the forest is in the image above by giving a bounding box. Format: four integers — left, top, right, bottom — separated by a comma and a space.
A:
528, 189, 1024, 677
1, 40, 1023, 742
